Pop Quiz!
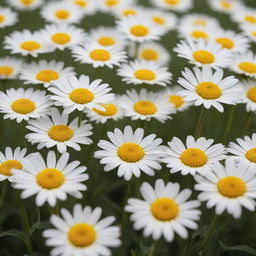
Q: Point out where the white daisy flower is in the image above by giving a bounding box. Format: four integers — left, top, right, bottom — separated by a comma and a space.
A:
0, 147, 27, 182
240, 79, 256, 112
194, 159, 256, 219
4, 30, 52, 57
26, 108, 93, 153
94, 125, 163, 180
98, 0, 135, 13
119, 88, 173, 123
117, 60, 172, 86
10, 151, 88, 207
241, 24, 256, 43
41, 1, 84, 25
19, 60, 75, 88
0, 57, 23, 80
43, 204, 121, 255
163, 135, 226, 176
114, 4, 143, 19
9, 0, 43, 10
178, 25, 215, 41
0, 88, 52, 123
174, 39, 232, 68
65, 0, 97, 15
126, 179, 201, 241
208, 0, 242, 14
0, 7, 17, 28
232, 7, 256, 26
178, 66, 240, 112
49, 75, 114, 114
72, 43, 127, 68
151, 0, 192, 12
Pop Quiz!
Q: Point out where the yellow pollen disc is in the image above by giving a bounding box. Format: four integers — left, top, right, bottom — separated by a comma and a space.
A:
11, 99, 36, 114
193, 19, 207, 26
247, 87, 256, 102
69, 88, 94, 104
151, 198, 179, 221
104, 0, 118, 6
68, 224, 96, 248
55, 10, 70, 19
123, 9, 137, 17
98, 36, 115, 46
153, 16, 165, 25
134, 100, 157, 115
36, 70, 59, 82
220, 1, 232, 9
0, 160, 22, 176
48, 125, 74, 142
20, 41, 41, 51
180, 148, 208, 167
252, 31, 256, 37
117, 142, 144, 162
193, 50, 215, 64
89, 49, 111, 61
51, 33, 71, 45
74, 0, 87, 7
0, 15, 5, 23
196, 82, 222, 100
93, 104, 117, 116
20, 0, 33, 6
36, 168, 65, 189
141, 49, 159, 61
134, 69, 156, 81
216, 37, 234, 49
245, 15, 256, 24
130, 25, 149, 37
169, 95, 184, 108
218, 176, 246, 198
245, 148, 256, 162
164, 0, 180, 5
192, 30, 208, 39
239, 62, 256, 74
0, 66, 13, 76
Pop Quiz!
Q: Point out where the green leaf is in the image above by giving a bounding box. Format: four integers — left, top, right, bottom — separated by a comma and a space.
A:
131, 250, 138, 256
220, 242, 256, 255
0, 229, 29, 243
29, 221, 52, 236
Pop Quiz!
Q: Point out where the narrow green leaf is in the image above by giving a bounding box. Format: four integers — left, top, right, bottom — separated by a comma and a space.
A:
0, 229, 29, 243
220, 242, 256, 255
29, 221, 52, 236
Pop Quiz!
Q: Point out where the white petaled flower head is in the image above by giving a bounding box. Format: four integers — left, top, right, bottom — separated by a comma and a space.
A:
65, 0, 98, 15
162, 135, 226, 176
72, 43, 127, 68
119, 89, 173, 123
26, 108, 93, 153
41, 24, 86, 51
10, 151, 88, 207
114, 4, 144, 19
174, 39, 233, 69
9, 0, 43, 10
4, 30, 53, 57
40, 1, 84, 25
19, 60, 75, 88
43, 204, 121, 256
126, 179, 201, 241
0, 147, 27, 182
178, 66, 241, 112
98, 0, 135, 13
117, 60, 172, 86
194, 159, 256, 219
240, 79, 256, 112
94, 126, 164, 180
151, 0, 193, 12
241, 24, 256, 44
0, 57, 23, 80
0, 7, 17, 28
0, 88, 52, 123
231, 7, 256, 26
208, 0, 242, 14
49, 75, 114, 114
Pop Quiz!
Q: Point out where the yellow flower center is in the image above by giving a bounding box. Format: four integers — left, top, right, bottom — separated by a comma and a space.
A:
164, 0, 180, 5
11, 99, 36, 114
193, 50, 215, 64
252, 31, 256, 37
74, 0, 87, 7
20, 41, 41, 51
196, 82, 222, 100
151, 198, 179, 221
89, 49, 111, 61
93, 104, 117, 116
0, 15, 5, 23
153, 16, 165, 25
247, 87, 256, 102
218, 176, 246, 198
130, 25, 149, 37
216, 37, 234, 49
192, 30, 208, 39
36, 70, 59, 82
238, 62, 256, 74
51, 33, 71, 45
169, 95, 184, 108
134, 69, 156, 81
180, 148, 208, 167
104, 0, 118, 6
134, 100, 157, 115
36, 168, 65, 189
98, 36, 115, 46
193, 19, 207, 26
220, 1, 232, 9
69, 88, 94, 104
245, 148, 256, 162
117, 142, 144, 162
68, 224, 96, 248
55, 10, 70, 20
0, 160, 22, 176
48, 125, 74, 142
245, 15, 256, 24
141, 49, 159, 61
0, 66, 13, 76
122, 9, 137, 17
20, 0, 34, 6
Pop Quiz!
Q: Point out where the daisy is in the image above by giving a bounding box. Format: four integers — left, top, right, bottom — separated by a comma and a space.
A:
0, 147, 27, 182
151, 0, 192, 12
194, 159, 256, 219
98, 0, 135, 13
19, 60, 75, 88
4, 30, 52, 57
119, 89, 173, 123
0, 7, 17, 28
114, 4, 143, 19
241, 24, 256, 43
49, 75, 115, 114
240, 79, 256, 112
43, 204, 121, 255
178, 25, 214, 41
66, 0, 97, 15
26, 108, 93, 153
10, 151, 88, 207
232, 7, 256, 26
41, 1, 84, 25
163, 135, 226, 176
117, 60, 172, 86
208, 0, 242, 14
174, 39, 232, 68
72, 43, 127, 68
0, 57, 23, 80
94, 125, 163, 180
0, 88, 52, 123
126, 179, 201, 241
9, 0, 43, 10
178, 66, 240, 112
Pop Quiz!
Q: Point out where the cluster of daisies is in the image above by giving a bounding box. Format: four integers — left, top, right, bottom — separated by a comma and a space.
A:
0, 0, 256, 255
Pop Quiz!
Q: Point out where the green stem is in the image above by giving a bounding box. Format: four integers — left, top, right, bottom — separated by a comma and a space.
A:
0, 180, 7, 206
242, 112, 254, 136
51, 203, 60, 216
134, 42, 139, 58
222, 106, 235, 144
78, 110, 83, 127
148, 240, 159, 256
20, 121, 27, 148
194, 106, 206, 139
